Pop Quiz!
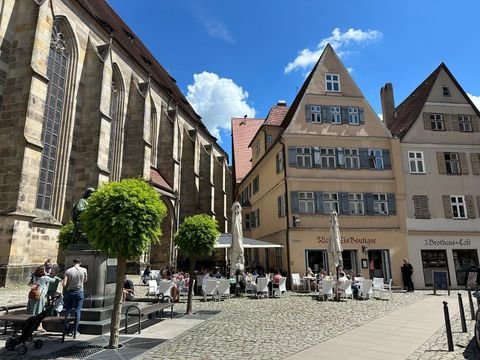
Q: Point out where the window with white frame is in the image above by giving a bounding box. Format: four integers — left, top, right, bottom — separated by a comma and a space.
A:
445, 153, 461, 175
368, 149, 384, 169
408, 151, 425, 173
320, 148, 336, 168
299, 192, 315, 214
344, 148, 360, 169
373, 193, 388, 215
277, 194, 286, 217
325, 73, 340, 92
348, 193, 364, 215
458, 115, 472, 132
450, 196, 467, 219
348, 107, 360, 125
323, 192, 339, 213
310, 106, 322, 123
430, 113, 445, 130
330, 106, 341, 124
296, 147, 312, 168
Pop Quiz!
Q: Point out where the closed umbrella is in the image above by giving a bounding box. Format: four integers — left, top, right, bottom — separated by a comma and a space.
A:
328, 211, 343, 299
230, 201, 245, 278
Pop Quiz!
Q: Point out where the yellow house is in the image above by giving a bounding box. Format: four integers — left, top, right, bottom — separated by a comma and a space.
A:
233, 44, 408, 285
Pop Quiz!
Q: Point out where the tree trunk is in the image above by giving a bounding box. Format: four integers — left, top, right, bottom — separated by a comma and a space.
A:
186, 258, 196, 315
108, 256, 127, 349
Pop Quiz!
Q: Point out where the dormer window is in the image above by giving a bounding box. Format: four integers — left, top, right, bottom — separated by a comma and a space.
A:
442, 86, 450, 96
325, 73, 340, 92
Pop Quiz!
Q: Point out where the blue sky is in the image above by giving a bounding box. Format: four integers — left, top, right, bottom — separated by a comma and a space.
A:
107, 0, 480, 162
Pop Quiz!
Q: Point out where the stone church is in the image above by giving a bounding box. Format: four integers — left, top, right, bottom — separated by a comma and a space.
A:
0, 0, 232, 285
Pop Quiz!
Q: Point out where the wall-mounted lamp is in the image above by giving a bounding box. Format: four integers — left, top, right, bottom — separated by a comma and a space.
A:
362, 245, 369, 254
293, 215, 301, 228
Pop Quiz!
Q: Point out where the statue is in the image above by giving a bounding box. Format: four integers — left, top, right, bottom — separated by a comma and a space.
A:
71, 187, 95, 243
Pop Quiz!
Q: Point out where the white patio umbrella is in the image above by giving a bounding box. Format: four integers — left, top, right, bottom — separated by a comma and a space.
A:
230, 201, 245, 278
328, 211, 343, 298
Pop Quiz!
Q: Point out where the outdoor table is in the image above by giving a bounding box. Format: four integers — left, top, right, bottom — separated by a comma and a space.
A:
303, 276, 316, 292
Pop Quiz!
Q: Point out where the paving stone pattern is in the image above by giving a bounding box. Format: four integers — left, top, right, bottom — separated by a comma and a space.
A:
1, 285, 480, 360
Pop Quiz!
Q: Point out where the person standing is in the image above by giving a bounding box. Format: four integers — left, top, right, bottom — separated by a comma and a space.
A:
62, 258, 88, 335
401, 258, 414, 292
27, 266, 59, 331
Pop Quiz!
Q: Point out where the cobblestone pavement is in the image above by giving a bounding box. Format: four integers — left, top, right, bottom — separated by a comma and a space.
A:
1, 284, 479, 360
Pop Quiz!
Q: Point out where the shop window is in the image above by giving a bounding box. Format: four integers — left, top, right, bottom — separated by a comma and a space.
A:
421, 250, 449, 286
453, 249, 479, 286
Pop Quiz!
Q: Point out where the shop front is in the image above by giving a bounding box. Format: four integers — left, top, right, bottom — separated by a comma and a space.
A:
408, 236, 480, 289
290, 230, 407, 285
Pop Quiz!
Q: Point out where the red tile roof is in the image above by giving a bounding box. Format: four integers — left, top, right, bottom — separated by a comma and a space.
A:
231, 117, 264, 184
264, 104, 290, 126
150, 168, 173, 191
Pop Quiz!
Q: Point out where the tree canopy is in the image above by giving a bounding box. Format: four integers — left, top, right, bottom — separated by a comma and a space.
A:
174, 214, 220, 257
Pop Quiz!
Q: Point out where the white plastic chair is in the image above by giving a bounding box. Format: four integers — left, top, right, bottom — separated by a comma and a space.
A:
337, 279, 353, 300
378, 279, 393, 300
256, 278, 269, 298
291, 273, 304, 291
273, 277, 287, 298
358, 279, 373, 300
217, 279, 231, 300
146, 280, 158, 297
318, 280, 333, 301
157, 280, 173, 302
203, 279, 219, 302
372, 277, 384, 298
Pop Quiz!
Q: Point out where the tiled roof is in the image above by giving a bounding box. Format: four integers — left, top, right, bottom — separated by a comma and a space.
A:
388, 64, 442, 137
231, 117, 264, 184
264, 104, 290, 126
150, 168, 173, 191
76, 0, 217, 144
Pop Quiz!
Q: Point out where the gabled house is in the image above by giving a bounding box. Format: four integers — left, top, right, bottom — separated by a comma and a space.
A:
384, 63, 480, 288
234, 44, 407, 284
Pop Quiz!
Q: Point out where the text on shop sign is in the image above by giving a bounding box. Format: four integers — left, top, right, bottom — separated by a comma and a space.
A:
424, 239, 471, 246
317, 236, 377, 245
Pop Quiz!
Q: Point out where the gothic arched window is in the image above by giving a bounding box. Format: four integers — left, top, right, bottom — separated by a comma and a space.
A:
36, 24, 70, 211
150, 104, 158, 167
108, 66, 123, 180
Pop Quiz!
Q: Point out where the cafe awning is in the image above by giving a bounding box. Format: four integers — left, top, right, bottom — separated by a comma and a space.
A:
215, 233, 283, 249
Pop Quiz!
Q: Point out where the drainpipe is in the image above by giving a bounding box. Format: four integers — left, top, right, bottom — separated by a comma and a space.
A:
279, 138, 292, 285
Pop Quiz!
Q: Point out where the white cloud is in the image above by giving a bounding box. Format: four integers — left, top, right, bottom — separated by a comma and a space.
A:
468, 93, 480, 110
188, 3, 234, 44
186, 71, 255, 141
285, 28, 383, 74
204, 21, 233, 43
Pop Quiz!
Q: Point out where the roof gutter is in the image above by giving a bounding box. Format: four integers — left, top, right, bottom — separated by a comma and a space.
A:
279, 137, 292, 285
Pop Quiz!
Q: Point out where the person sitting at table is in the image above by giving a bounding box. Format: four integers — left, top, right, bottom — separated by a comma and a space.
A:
304, 267, 317, 291
122, 275, 135, 302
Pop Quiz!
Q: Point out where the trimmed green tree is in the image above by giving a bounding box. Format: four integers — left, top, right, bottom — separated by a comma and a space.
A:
81, 178, 167, 349
174, 214, 219, 315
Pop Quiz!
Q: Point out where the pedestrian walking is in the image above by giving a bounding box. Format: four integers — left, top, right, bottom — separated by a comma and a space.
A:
62, 258, 88, 335
401, 258, 414, 292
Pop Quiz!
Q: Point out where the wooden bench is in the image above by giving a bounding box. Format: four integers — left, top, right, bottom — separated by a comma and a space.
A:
124, 302, 174, 334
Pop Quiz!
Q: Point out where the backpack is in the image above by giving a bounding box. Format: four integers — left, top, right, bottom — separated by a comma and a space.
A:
28, 284, 41, 300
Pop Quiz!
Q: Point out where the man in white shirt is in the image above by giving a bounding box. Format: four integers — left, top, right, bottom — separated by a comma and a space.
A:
62, 258, 87, 336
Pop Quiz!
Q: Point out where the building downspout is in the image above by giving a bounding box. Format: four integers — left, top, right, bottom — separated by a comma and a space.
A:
279, 138, 292, 286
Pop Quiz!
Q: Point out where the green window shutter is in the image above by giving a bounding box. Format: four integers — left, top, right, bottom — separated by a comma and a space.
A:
288, 147, 297, 167
321, 107, 330, 122
359, 148, 369, 168
382, 149, 391, 170
290, 192, 299, 214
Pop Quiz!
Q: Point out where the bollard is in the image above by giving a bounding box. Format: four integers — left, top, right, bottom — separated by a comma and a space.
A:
468, 288, 475, 321
443, 301, 454, 352
458, 293, 467, 333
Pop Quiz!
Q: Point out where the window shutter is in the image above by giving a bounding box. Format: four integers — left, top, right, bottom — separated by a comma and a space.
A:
387, 193, 396, 215
444, 113, 453, 131
466, 195, 476, 219
288, 147, 297, 167
341, 107, 349, 124
452, 115, 460, 131
315, 192, 324, 214
321, 107, 330, 122
443, 195, 453, 219
305, 105, 312, 123
365, 192, 374, 215
359, 108, 365, 125
471, 153, 480, 175
423, 113, 432, 130
275, 153, 280, 173
290, 192, 299, 214
459, 152, 469, 174
277, 196, 281, 217
477, 196, 480, 216
413, 195, 430, 219
313, 147, 321, 168
436, 152, 446, 174
382, 149, 391, 170
340, 192, 349, 215
359, 148, 369, 168
472, 115, 480, 132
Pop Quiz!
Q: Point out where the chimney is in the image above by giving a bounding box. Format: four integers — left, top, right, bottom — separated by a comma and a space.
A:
277, 100, 287, 107
380, 83, 395, 128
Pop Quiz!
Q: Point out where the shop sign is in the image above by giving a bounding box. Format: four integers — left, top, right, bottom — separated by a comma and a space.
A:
316, 236, 377, 245
423, 238, 471, 247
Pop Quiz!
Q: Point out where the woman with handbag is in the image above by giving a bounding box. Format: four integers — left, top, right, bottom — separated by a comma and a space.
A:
27, 266, 59, 331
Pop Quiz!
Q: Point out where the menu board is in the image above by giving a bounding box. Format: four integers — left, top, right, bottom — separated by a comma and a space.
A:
433, 270, 450, 295
466, 271, 478, 289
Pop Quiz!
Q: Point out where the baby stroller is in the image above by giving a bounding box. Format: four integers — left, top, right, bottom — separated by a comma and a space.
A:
5, 295, 59, 355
